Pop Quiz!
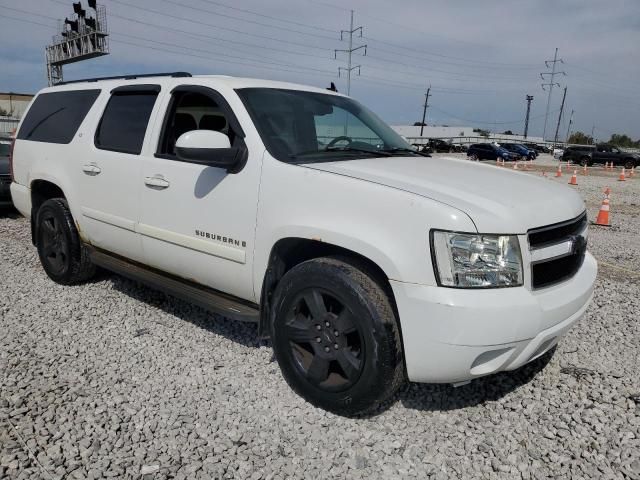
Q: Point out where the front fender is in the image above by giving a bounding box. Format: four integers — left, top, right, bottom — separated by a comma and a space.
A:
252, 157, 477, 300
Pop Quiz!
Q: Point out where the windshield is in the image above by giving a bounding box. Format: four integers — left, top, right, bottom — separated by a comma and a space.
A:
0, 143, 10, 156
236, 88, 414, 163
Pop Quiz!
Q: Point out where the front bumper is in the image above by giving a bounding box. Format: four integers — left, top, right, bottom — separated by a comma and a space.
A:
391, 252, 597, 383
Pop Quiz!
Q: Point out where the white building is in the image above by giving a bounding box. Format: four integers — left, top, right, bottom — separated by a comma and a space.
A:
391, 125, 545, 145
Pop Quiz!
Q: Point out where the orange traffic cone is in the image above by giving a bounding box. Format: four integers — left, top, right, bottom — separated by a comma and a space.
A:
593, 197, 611, 227
630, 167, 635, 177
604, 161, 609, 170
618, 168, 626, 181
555, 164, 562, 177
583, 164, 588, 176
568, 170, 578, 185
513, 162, 518, 170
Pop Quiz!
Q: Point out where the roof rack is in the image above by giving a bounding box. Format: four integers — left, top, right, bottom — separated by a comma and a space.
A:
57, 72, 192, 86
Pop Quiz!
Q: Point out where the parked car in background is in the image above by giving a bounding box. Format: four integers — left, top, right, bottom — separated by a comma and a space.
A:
563, 144, 639, 168
427, 138, 454, 153
501, 143, 536, 160
524, 143, 546, 154
467, 143, 518, 161
0, 138, 13, 208
553, 147, 565, 160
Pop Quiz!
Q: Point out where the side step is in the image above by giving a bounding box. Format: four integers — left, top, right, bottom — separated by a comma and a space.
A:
88, 247, 260, 323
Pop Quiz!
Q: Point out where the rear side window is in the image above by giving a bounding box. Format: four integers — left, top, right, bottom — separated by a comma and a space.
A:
17, 90, 100, 144
95, 90, 159, 155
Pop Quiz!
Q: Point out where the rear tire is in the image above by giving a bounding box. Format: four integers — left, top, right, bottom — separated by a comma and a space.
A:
579, 156, 590, 167
36, 198, 96, 285
624, 159, 635, 169
271, 257, 405, 416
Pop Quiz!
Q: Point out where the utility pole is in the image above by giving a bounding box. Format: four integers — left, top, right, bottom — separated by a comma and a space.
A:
420, 86, 431, 137
334, 10, 367, 96
540, 48, 566, 141
553, 86, 567, 146
524, 95, 533, 139
591, 124, 595, 145
565, 109, 574, 144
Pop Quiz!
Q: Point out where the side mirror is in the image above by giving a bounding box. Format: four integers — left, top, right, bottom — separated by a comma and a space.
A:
175, 130, 240, 170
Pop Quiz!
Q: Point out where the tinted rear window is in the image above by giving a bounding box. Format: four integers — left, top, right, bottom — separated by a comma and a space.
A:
17, 90, 100, 144
0, 144, 9, 156
95, 91, 159, 155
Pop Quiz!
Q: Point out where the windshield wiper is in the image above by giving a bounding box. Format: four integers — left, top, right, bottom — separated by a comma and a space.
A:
289, 146, 392, 160
381, 147, 431, 157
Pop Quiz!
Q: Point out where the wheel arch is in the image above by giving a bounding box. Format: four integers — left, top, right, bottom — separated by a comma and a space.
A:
257, 237, 399, 339
30, 179, 67, 245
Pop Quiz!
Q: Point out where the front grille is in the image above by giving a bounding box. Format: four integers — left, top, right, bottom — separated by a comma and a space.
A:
528, 212, 587, 248
529, 212, 587, 289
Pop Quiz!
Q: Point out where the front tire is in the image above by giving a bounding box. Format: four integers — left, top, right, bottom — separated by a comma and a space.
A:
36, 198, 96, 285
271, 257, 404, 416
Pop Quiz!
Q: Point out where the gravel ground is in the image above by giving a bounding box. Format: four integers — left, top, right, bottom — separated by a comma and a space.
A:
1, 161, 639, 479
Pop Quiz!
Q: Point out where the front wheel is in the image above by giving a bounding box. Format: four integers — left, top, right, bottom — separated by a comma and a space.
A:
271, 257, 405, 416
36, 198, 96, 285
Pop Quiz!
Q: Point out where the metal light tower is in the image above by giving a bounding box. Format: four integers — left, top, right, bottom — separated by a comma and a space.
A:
46, 1, 110, 86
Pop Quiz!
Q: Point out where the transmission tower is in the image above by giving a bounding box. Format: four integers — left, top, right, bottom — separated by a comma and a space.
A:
46, 0, 109, 86
523, 95, 533, 139
334, 10, 367, 96
540, 48, 566, 141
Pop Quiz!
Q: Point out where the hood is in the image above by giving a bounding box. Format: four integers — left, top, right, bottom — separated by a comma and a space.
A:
303, 156, 585, 233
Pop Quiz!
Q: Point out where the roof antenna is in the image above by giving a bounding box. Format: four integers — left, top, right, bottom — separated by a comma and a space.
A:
327, 82, 338, 92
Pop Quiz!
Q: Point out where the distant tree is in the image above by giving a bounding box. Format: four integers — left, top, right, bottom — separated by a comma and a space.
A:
413, 121, 427, 127
609, 133, 640, 148
0, 106, 8, 116
473, 128, 490, 137
568, 131, 593, 145
503, 130, 514, 135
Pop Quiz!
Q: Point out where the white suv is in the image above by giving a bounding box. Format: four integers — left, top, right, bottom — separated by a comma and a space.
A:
9, 72, 597, 415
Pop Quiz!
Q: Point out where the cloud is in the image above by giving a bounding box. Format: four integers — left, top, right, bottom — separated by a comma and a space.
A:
0, 0, 638, 138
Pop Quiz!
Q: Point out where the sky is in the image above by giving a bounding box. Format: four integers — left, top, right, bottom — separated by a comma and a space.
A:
0, 0, 638, 141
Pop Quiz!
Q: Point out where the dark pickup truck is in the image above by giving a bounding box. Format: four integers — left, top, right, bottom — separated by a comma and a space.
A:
562, 144, 639, 168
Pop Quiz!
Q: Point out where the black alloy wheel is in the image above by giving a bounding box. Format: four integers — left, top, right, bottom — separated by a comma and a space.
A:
36, 198, 95, 285
39, 211, 69, 276
282, 288, 364, 391
271, 257, 405, 416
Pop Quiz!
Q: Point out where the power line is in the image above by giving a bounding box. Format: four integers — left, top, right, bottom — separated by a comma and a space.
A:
72, 0, 333, 52
0, 13, 337, 81
540, 47, 566, 141
154, 0, 337, 41
195, 0, 338, 33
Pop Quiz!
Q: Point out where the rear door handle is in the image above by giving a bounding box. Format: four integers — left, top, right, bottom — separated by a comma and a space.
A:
144, 175, 170, 189
82, 164, 101, 175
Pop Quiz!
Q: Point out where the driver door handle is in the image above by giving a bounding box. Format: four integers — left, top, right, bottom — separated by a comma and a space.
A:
144, 175, 170, 189
82, 164, 101, 175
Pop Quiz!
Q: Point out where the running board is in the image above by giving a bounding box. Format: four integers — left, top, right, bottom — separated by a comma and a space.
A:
88, 247, 260, 323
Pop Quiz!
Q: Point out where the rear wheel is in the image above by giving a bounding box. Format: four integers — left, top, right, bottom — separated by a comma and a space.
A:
624, 158, 635, 169
271, 257, 404, 416
579, 156, 590, 167
36, 198, 95, 285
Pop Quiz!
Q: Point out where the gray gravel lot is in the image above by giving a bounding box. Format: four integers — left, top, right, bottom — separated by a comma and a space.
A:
1, 158, 639, 479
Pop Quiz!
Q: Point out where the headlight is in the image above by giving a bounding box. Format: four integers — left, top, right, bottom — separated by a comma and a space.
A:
431, 231, 523, 288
